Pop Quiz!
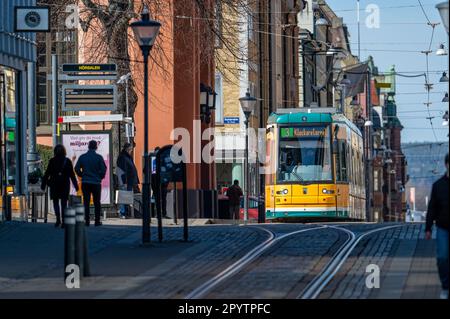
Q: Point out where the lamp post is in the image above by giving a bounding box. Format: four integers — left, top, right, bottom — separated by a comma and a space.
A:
130, 6, 161, 244
239, 90, 257, 224
436, 1, 449, 35
118, 72, 132, 143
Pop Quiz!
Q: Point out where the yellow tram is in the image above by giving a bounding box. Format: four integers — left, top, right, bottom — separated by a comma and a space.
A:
265, 109, 366, 220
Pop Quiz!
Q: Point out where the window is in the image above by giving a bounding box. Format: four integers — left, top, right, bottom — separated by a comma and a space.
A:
336, 140, 348, 182
374, 170, 380, 192
248, 13, 255, 42
278, 125, 332, 183
215, 72, 224, 125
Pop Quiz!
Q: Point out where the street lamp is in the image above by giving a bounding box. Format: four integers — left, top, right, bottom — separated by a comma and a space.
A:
118, 72, 132, 143
443, 111, 449, 126
350, 95, 360, 106
436, 1, 449, 35
130, 6, 161, 244
364, 119, 373, 127
239, 90, 257, 224
440, 72, 449, 82
443, 92, 449, 102
315, 16, 329, 27
436, 44, 448, 56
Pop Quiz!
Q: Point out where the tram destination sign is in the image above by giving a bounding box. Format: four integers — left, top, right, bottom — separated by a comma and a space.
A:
62, 85, 117, 111
62, 64, 117, 73
281, 127, 327, 138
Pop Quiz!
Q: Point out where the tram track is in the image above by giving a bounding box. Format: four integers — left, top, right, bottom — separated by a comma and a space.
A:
185, 225, 327, 299
185, 223, 407, 299
298, 224, 405, 299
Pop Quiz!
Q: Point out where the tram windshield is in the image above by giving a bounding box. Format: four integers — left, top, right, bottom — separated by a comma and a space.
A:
278, 125, 332, 183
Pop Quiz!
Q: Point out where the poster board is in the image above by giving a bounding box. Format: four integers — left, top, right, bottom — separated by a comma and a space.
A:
61, 131, 113, 205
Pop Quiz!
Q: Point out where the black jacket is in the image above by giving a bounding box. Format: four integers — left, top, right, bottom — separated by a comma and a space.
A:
426, 175, 449, 232
117, 151, 139, 187
227, 184, 243, 206
41, 156, 78, 200
75, 150, 107, 185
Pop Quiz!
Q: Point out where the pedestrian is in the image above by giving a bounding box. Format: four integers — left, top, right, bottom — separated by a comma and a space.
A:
151, 147, 170, 219
41, 144, 79, 228
116, 142, 139, 219
161, 181, 170, 219
425, 153, 449, 299
75, 140, 107, 227
226, 179, 243, 220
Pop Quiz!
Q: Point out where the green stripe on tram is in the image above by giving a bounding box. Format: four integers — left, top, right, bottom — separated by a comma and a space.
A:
266, 210, 349, 219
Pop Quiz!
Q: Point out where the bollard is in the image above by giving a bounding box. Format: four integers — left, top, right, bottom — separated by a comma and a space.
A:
64, 207, 76, 281
75, 205, 85, 278
83, 230, 91, 277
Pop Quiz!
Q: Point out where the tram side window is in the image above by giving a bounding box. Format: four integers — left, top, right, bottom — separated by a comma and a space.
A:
335, 144, 341, 182
336, 140, 348, 182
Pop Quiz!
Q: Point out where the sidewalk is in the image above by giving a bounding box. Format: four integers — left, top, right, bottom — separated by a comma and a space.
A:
372, 224, 442, 299
0, 220, 267, 298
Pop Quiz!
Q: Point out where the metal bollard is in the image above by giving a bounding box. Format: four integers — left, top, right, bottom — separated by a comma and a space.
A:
64, 207, 76, 281
75, 205, 85, 278
83, 230, 91, 277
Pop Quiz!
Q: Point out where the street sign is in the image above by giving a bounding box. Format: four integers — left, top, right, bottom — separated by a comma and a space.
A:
224, 117, 240, 124
62, 64, 117, 73
62, 85, 117, 111
58, 114, 124, 124
376, 82, 391, 88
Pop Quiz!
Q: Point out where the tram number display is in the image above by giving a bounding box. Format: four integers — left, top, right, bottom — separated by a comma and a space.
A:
280, 127, 327, 138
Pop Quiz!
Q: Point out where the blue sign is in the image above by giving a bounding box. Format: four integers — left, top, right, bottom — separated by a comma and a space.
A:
224, 117, 240, 124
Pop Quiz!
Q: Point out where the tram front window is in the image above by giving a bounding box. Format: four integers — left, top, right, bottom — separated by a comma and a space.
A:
278, 126, 332, 183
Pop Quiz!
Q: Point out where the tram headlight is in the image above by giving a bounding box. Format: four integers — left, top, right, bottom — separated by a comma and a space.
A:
322, 188, 335, 194
276, 189, 289, 195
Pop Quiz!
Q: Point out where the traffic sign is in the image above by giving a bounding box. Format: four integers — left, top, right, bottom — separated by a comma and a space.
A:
62, 64, 117, 73
62, 85, 117, 111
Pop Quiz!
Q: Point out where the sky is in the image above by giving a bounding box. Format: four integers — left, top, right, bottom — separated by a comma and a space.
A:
326, 0, 449, 143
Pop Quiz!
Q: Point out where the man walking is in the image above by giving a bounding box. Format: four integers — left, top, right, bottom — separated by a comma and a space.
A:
75, 140, 107, 226
425, 153, 449, 299
226, 180, 243, 220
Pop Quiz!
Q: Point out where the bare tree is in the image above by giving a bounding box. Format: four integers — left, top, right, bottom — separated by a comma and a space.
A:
41, 0, 254, 156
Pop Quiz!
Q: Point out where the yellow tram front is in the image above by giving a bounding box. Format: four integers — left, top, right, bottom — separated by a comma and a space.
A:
265, 110, 366, 221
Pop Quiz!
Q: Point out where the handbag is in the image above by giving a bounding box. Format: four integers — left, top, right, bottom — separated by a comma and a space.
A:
115, 189, 134, 205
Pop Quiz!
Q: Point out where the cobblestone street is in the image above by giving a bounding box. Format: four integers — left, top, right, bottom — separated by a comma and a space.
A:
0, 221, 442, 299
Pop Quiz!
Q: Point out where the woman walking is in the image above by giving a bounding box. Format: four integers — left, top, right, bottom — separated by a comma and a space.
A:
41, 144, 79, 228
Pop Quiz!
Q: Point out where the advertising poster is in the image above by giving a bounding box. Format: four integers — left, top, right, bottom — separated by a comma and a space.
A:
62, 132, 112, 205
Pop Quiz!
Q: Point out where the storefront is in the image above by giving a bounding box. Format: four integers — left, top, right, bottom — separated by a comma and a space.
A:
0, 0, 37, 221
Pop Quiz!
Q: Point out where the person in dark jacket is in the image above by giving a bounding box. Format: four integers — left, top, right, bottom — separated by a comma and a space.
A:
226, 180, 243, 220
151, 147, 170, 219
116, 143, 139, 218
75, 140, 107, 226
41, 144, 79, 228
425, 153, 449, 299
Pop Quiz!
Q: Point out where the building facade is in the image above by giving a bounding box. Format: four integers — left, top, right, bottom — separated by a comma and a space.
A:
214, 0, 304, 219
0, 0, 38, 221
35, 1, 218, 217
